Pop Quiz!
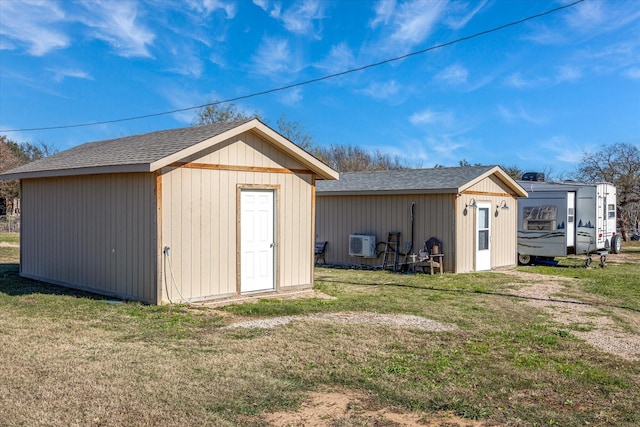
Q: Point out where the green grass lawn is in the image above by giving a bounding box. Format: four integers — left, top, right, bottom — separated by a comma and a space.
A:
1, 234, 639, 426
0, 232, 19, 244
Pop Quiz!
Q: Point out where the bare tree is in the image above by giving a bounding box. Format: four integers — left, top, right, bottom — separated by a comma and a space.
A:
313, 145, 409, 172
192, 102, 259, 126
191, 103, 413, 172
276, 114, 315, 151
1, 136, 57, 215
572, 143, 640, 240
0, 138, 21, 214
500, 165, 525, 181
191, 103, 317, 150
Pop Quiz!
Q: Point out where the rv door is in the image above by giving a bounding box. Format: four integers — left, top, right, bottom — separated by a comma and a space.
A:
567, 192, 575, 251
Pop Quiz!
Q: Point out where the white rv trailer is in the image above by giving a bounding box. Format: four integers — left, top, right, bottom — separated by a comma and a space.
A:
517, 181, 620, 265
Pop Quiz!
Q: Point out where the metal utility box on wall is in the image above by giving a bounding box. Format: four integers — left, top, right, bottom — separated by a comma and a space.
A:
349, 234, 376, 257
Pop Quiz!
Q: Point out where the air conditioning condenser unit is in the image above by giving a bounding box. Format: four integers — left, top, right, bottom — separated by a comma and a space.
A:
349, 234, 376, 257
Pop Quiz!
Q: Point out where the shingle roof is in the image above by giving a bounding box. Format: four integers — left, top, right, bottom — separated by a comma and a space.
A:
316, 166, 499, 194
2, 119, 252, 176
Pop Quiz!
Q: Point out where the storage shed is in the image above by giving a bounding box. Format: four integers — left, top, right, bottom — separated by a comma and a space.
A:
315, 166, 527, 273
0, 119, 338, 304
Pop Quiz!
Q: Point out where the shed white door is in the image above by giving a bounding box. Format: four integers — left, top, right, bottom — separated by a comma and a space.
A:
476, 202, 491, 271
240, 190, 275, 293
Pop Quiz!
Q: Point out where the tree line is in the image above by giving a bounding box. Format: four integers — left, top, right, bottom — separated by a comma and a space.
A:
0, 136, 56, 215
1, 104, 638, 239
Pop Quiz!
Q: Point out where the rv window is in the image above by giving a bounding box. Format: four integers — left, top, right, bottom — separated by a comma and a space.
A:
568, 207, 574, 223
523, 205, 558, 231
608, 204, 616, 219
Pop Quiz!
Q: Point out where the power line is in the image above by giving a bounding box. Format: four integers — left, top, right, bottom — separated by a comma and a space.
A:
0, 0, 585, 133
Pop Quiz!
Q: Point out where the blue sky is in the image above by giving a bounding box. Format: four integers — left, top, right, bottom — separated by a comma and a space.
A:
1, 0, 639, 175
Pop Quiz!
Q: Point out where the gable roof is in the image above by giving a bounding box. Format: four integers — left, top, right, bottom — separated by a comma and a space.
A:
0, 119, 338, 180
316, 165, 527, 197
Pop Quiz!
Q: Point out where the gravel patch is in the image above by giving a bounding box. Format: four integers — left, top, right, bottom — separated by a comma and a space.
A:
503, 270, 640, 361
223, 311, 457, 332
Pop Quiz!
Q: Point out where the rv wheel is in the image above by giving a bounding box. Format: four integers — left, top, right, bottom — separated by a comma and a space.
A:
610, 234, 621, 254
518, 254, 531, 265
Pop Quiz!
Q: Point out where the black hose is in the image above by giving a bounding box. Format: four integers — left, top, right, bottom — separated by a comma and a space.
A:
409, 202, 415, 253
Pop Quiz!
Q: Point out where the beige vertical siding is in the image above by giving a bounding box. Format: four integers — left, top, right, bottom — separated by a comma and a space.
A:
317, 175, 521, 274
456, 175, 519, 272
20, 173, 158, 302
160, 131, 315, 303
315, 193, 456, 272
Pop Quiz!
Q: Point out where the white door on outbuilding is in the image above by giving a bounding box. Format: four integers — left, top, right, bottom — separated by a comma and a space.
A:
240, 189, 275, 293
476, 202, 491, 271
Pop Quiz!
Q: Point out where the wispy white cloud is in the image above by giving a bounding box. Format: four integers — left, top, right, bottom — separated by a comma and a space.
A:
157, 86, 222, 124
370, 0, 397, 28
504, 72, 547, 89
0, 0, 69, 56
315, 42, 357, 74
511, 135, 587, 171
359, 80, 402, 101
409, 108, 454, 127
498, 103, 546, 125
563, 0, 640, 34
256, 0, 325, 38
78, 1, 155, 58
555, 65, 582, 83
504, 66, 582, 90
390, 0, 447, 46
0, 38, 16, 51
527, 0, 640, 46
575, 40, 640, 78
622, 67, 640, 80
366, 0, 448, 55
401, 134, 470, 166
252, 0, 268, 10
251, 37, 301, 77
368, 0, 486, 55
167, 56, 204, 78
192, 0, 237, 19
47, 68, 93, 83
279, 87, 303, 106
435, 64, 468, 86
563, 0, 607, 31
443, 0, 488, 30
282, 0, 325, 38
539, 136, 585, 165
209, 51, 227, 68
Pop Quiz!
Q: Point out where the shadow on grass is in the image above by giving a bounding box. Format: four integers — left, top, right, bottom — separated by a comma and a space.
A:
0, 263, 114, 302
316, 276, 640, 314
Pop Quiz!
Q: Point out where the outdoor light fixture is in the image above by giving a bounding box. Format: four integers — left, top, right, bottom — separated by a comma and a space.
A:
497, 200, 509, 210
465, 198, 477, 209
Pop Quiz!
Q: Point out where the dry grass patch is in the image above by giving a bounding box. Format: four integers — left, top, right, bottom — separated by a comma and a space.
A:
1, 234, 640, 426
